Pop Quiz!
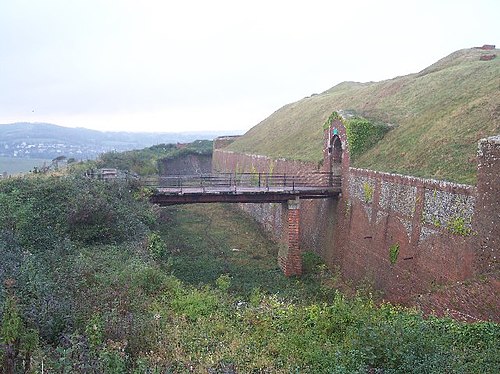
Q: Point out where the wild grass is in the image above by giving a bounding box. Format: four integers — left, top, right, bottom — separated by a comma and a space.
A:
227, 48, 500, 184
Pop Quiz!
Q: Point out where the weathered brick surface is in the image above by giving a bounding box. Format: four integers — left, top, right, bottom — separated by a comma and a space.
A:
213, 136, 241, 150
479, 54, 496, 61
212, 124, 499, 303
283, 201, 302, 275
338, 168, 477, 300
158, 154, 212, 175
474, 136, 500, 274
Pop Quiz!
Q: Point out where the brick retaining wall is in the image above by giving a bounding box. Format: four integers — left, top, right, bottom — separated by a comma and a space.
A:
212, 130, 499, 302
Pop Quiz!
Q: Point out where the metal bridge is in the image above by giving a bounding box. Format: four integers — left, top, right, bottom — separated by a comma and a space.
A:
144, 172, 341, 205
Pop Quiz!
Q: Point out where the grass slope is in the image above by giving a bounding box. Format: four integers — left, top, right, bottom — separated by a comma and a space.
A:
228, 48, 500, 184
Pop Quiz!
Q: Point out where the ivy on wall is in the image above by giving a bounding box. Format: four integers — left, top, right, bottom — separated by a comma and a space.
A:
322, 111, 343, 130
345, 117, 390, 160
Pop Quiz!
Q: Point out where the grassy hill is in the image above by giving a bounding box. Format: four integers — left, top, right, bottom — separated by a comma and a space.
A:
227, 48, 500, 184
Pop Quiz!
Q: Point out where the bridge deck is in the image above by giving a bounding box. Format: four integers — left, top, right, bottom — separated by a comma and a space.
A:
146, 172, 341, 205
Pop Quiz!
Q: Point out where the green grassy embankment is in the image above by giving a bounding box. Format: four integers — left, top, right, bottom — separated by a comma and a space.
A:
227, 48, 500, 184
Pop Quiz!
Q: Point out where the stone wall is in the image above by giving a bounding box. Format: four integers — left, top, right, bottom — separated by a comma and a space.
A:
158, 153, 212, 175
338, 168, 477, 300
212, 130, 499, 303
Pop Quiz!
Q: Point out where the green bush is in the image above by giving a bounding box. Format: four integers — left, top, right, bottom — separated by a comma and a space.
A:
146, 232, 167, 260
171, 287, 220, 321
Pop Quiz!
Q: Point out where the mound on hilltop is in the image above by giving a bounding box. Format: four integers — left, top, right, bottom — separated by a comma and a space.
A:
227, 48, 500, 184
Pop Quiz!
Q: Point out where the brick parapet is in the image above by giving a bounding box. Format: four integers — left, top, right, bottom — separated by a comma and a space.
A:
213, 136, 241, 150
349, 167, 476, 195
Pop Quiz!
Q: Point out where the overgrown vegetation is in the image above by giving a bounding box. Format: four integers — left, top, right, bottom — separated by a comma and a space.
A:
389, 243, 400, 265
322, 111, 343, 130
227, 48, 500, 184
447, 215, 473, 236
363, 182, 375, 203
95, 140, 212, 176
345, 117, 390, 160
0, 171, 499, 372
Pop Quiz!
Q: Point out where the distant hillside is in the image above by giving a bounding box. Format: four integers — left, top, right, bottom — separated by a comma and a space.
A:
227, 48, 500, 184
0, 122, 232, 160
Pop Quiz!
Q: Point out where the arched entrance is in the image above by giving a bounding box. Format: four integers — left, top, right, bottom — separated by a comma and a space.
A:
330, 134, 342, 178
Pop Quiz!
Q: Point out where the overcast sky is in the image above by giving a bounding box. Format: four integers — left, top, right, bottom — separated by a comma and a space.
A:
0, 0, 498, 133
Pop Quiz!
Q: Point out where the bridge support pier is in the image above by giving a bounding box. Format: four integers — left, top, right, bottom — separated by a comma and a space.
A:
279, 198, 302, 276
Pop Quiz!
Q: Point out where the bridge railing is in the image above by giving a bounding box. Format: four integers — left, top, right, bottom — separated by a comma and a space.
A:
141, 172, 341, 192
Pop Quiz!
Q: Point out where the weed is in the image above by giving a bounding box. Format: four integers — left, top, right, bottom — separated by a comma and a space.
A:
147, 231, 167, 260
447, 215, 472, 236
432, 216, 442, 228
363, 182, 374, 203
216, 274, 232, 292
389, 243, 400, 265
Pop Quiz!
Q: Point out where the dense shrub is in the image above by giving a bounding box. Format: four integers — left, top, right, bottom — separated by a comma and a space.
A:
0, 175, 157, 248
0, 174, 158, 357
345, 117, 390, 160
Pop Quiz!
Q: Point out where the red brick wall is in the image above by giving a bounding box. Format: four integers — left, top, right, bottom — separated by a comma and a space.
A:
213, 136, 241, 150
336, 168, 477, 301
474, 136, 500, 274
212, 127, 499, 303
278, 200, 302, 276
479, 54, 496, 61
